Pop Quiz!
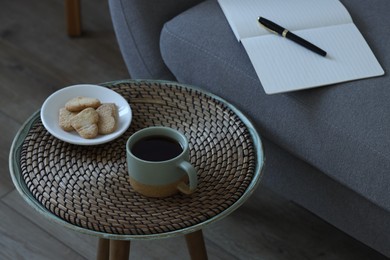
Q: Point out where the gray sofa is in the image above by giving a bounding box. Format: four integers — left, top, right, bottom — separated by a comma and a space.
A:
108, 0, 390, 256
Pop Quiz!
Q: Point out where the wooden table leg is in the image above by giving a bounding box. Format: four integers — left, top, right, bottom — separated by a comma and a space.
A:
97, 238, 110, 260
109, 239, 131, 260
185, 230, 208, 260
65, 0, 82, 37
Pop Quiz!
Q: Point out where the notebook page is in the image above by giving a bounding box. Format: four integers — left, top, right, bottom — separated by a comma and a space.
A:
242, 23, 384, 94
218, 0, 353, 40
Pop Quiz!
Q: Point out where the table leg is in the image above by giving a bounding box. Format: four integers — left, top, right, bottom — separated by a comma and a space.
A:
97, 238, 110, 260
109, 239, 131, 260
65, 0, 82, 36
185, 230, 208, 260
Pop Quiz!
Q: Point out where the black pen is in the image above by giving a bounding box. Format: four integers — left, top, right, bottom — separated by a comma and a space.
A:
258, 17, 327, 57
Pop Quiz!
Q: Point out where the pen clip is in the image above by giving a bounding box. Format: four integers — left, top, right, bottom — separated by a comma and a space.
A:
257, 17, 278, 35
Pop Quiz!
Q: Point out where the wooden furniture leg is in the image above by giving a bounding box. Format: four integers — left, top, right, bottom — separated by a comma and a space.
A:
185, 230, 208, 260
109, 240, 131, 260
65, 0, 82, 36
97, 238, 110, 260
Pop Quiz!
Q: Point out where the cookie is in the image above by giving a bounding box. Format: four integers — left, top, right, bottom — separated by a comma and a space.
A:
59, 108, 77, 131
65, 96, 101, 112
70, 108, 99, 139
96, 103, 118, 134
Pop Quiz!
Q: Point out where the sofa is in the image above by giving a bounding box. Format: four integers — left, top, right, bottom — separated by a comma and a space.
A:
108, 0, 390, 256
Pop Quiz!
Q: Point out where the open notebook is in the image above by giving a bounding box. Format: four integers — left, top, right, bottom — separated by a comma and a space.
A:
218, 0, 384, 94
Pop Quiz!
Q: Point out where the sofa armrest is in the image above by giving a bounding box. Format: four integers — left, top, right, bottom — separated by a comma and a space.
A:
109, 0, 204, 79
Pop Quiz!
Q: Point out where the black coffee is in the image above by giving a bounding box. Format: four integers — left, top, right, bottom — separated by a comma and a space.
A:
131, 136, 183, 162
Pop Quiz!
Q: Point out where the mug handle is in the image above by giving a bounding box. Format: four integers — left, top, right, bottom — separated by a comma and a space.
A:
177, 161, 198, 195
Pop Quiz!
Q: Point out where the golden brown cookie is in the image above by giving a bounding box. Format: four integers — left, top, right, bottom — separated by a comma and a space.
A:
70, 108, 99, 139
65, 96, 101, 112
59, 108, 78, 131
96, 103, 118, 134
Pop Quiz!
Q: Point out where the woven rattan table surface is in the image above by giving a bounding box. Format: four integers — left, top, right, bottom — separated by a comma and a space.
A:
9, 80, 264, 240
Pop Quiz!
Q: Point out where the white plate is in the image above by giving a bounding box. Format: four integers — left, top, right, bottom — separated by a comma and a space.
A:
41, 84, 132, 145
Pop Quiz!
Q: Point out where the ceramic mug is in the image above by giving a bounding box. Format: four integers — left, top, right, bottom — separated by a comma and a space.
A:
126, 126, 197, 197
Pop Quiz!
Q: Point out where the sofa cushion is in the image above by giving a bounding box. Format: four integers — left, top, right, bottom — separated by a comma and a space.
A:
108, 0, 203, 79
160, 0, 390, 211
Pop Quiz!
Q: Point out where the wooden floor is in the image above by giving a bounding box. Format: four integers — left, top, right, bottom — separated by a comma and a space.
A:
0, 0, 387, 259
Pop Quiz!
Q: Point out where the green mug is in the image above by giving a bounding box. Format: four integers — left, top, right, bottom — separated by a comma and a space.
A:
126, 126, 197, 197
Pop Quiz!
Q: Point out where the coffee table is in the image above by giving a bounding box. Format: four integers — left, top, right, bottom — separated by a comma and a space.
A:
9, 79, 264, 259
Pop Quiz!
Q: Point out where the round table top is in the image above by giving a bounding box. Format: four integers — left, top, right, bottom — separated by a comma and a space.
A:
9, 79, 264, 240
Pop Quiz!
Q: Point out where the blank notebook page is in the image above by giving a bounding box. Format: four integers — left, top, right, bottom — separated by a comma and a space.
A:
242, 23, 384, 94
